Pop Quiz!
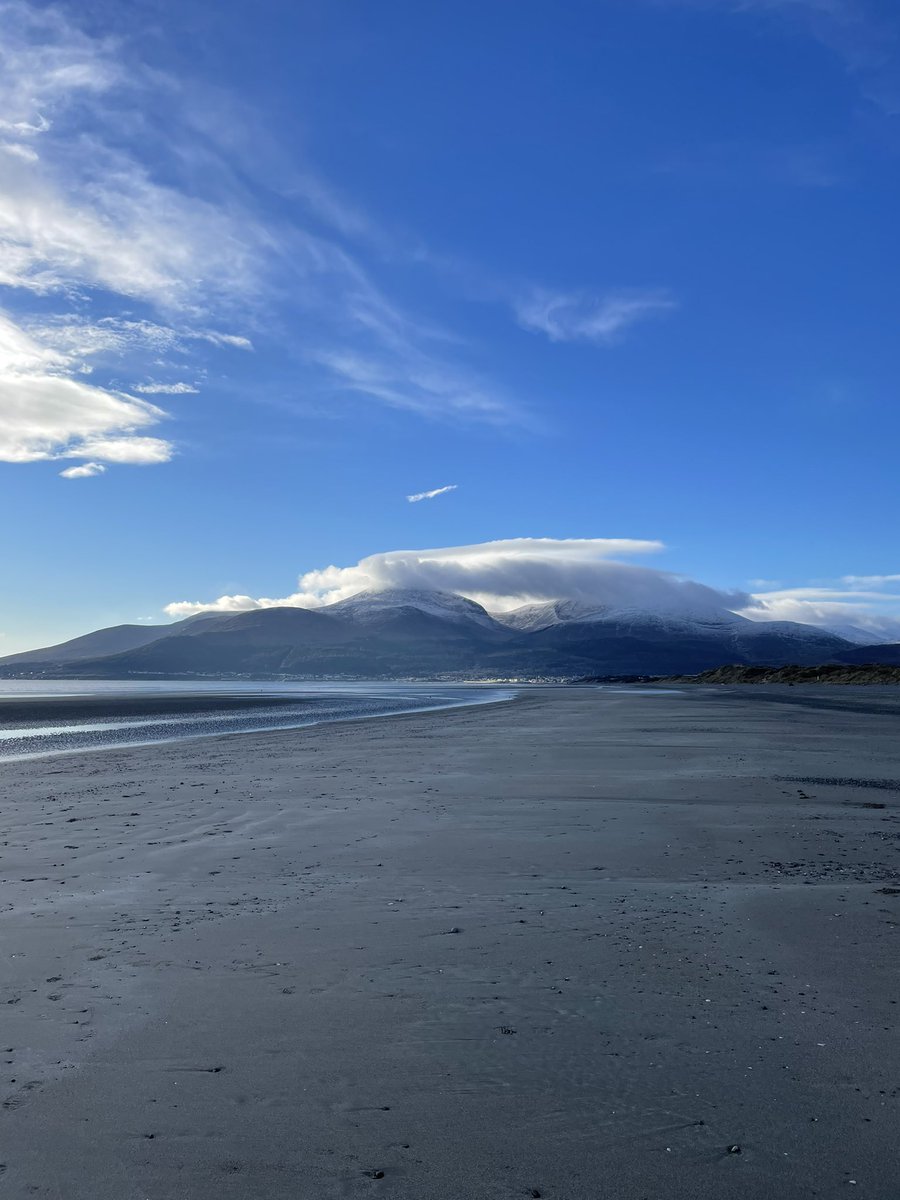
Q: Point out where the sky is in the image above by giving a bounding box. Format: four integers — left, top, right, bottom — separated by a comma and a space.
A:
1, 0, 899, 654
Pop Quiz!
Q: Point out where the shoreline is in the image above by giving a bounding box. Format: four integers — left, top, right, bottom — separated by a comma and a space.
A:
3, 686, 899, 1198
0, 682, 519, 764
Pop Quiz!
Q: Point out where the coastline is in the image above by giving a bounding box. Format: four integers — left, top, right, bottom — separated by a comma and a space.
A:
0, 681, 517, 764
2, 685, 899, 1198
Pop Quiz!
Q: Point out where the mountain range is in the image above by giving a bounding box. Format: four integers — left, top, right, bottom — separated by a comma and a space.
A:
2, 588, 898, 680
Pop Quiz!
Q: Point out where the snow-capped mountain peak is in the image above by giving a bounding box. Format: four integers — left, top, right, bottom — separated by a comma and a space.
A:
493, 598, 748, 634
491, 599, 610, 632
324, 588, 501, 629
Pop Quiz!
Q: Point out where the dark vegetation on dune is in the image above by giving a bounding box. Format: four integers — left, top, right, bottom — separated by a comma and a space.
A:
665, 662, 900, 685
578, 662, 900, 685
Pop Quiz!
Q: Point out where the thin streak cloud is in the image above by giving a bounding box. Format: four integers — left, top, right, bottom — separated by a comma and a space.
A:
407, 484, 458, 503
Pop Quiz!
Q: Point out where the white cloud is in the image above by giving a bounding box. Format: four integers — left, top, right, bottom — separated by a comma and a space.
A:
0, 0, 532, 464
407, 484, 458, 503
69, 436, 173, 464
0, 3, 264, 469
0, 374, 169, 463
841, 574, 900, 588
0, 3, 270, 316
0, 3, 713, 474
0, 308, 173, 463
19, 315, 250, 362
196, 330, 253, 350
0, 1, 117, 120
741, 583, 900, 642
134, 382, 200, 395
164, 536, 753, 618
0, 127, 258, 310
59, 461, 105, 479
515, 288, 676, 345
161, 540, 900, 644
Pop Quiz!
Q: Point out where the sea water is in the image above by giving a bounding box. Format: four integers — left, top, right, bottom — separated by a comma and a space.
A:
0, 679, 516, 762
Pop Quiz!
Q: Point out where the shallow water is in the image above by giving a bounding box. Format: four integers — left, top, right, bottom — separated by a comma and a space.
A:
0, 679, 516, 761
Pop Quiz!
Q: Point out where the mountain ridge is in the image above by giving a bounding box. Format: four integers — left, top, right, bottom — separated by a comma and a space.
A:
2, 586, 893, 681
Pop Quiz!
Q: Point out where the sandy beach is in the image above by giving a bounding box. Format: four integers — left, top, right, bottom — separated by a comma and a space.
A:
2, 684, 899, 1199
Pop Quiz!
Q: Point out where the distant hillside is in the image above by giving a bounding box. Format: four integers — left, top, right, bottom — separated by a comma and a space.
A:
1, 589, 893, 681
828, 643, 900, 666
0, 612, 221, 668
0, 621, 184, 666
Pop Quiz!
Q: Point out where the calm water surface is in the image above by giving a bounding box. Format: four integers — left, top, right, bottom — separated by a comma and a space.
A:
0, 680, 517, 762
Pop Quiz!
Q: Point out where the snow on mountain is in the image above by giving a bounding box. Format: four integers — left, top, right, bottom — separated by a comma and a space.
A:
493, 599, 613, 632
802, 622, 897, 645
736, 619, 846, 642
324, 588, 502, 630
493, 599, 748, 635
493, 601, 859, 647
1, 585, 865, 679
313, 587, 864, 654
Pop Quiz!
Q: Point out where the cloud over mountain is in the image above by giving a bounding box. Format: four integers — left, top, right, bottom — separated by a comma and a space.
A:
742, 584, 900, 642
164, 538, 900, 643
165, 537, 749, 618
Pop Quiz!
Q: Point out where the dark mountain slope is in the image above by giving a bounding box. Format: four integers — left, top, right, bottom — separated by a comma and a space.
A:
0, 621, 188, 667
514, 615, 853, 676
64, 608, 358, 676
0, 612, 232, 669
0, 589, 882, 681
834, 643, 900, 666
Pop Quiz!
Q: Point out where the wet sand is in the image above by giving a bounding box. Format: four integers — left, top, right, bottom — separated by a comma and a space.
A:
0, 693, 316, 725
2, 685, 899, 1198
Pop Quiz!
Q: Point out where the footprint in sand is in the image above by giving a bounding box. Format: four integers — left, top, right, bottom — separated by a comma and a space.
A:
3, 1081, 42, 1110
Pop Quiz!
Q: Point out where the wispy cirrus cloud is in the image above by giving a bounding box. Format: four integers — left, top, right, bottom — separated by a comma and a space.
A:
406, 484, 458, 503
0, 2, 272, 317
0, 1, 679, 475
0, 0, 527, 475
312, 349, 517, 424
0, 1, 266, 469
514, 288, 677, 345
134, 382, 200, 395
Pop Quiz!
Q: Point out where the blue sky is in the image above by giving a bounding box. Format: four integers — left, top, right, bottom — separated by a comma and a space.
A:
1, 0, 899, 653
